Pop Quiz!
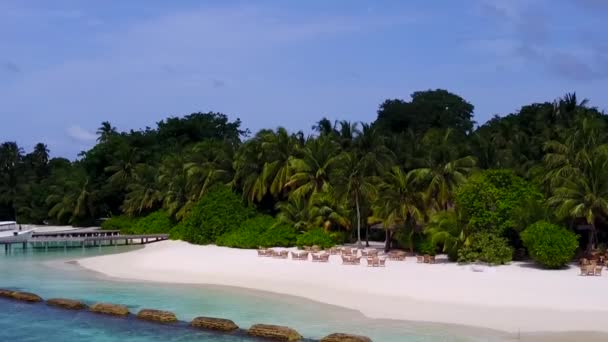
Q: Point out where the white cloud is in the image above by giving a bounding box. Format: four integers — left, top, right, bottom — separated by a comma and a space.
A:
66, 125, 97, 142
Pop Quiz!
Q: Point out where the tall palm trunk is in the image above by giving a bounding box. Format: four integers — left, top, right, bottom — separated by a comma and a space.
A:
356, 193, 362, 248
588, 220, 597, 254
384, 229, 391, 252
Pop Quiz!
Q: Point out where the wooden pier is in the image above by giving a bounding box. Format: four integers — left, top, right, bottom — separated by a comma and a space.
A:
1, 228, 168, 252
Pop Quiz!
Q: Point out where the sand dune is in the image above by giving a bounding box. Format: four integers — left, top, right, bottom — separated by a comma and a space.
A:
78, 240, 608, 333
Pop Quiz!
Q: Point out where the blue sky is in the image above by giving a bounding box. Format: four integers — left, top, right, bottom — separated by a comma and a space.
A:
1, 0, 607, 158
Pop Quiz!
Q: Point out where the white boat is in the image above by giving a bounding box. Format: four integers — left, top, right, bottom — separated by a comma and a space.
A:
0, 221, 34, 243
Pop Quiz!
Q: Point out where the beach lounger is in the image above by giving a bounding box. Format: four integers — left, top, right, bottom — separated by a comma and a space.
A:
379, 257, 386, 267
291, 251, 308, 260
429, 255, 436, 264
273, 250, 288, 259
342, 255, 358, 265
580, 265, 588, 276
366, 256, 375, 267
416, 255, 424, 263
596, 266, 603, 276
319, 253, 330, 262
257, 249, 268, 257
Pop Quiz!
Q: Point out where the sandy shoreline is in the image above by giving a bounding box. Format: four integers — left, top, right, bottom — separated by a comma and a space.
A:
78, 240, 608, 334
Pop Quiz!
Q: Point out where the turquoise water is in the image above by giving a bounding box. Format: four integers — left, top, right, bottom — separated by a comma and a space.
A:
0, 246, 507, 341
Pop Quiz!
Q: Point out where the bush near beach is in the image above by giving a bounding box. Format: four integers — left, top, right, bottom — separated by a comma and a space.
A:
521, 221, 579, 269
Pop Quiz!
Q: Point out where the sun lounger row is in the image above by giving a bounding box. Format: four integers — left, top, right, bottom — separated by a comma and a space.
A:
416, 255, 436, 264
580, 264, 603, 276
257, 249, 289, 258
366, 256, 386, 267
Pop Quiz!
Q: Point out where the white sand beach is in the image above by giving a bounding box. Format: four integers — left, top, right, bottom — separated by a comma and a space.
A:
78, 241, 608, 334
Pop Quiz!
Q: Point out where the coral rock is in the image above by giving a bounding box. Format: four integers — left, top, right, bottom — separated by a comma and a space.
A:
191, 316, 239, 331
248, 324, 302, 341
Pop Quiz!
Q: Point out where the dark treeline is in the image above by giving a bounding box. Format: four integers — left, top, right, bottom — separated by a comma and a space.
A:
1, 89, 606, 266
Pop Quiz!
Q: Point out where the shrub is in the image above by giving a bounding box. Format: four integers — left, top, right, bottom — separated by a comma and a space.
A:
415, 236, 437, 256
456, 170, 542, 236
129, 211, 174, 234
101, 216, 139, 232
216, 216, 297, 249
175, 186, 255, 244
520, 221, 578, 269
458, 232, 512, 265
296, 228, 337, 249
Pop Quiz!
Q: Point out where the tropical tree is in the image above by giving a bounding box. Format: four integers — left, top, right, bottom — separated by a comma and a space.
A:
122, 164, 163, 216
185, 141, 234, 202
286, 136, 340, 200
413, 129, 476, 211
425, 209, 470, 261
373, 166, 425, 252
544, 119, 608, 252
332, 151, 379, 247
96, 121, 117, 143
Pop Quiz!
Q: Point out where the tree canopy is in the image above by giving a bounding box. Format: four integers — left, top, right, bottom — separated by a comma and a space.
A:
2, 91, 607, 265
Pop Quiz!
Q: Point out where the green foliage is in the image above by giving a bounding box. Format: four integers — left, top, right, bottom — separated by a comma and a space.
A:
216, 215, 297, 248
415, 235, 437, 256
521, 221, 578, 269
425, 209, 469, 261
456, 170, 543, 236
101, 215, 139, 231
296, 228, 337, 249
127, 210, 174, 234
173, 186, 255, 244
458, 232, 513, 265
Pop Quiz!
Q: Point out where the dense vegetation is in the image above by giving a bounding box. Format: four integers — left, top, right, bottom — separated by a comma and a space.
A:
521, 221, 579, 269
2, 90, 607, 266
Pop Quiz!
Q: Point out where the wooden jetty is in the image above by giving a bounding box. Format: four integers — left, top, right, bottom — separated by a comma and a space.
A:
1, 228, 168, 252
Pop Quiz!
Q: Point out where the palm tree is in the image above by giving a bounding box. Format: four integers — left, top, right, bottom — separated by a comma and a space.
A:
544, 119, 608, 252
258, 128, 301, 199
332, 151, 378, 248
232, 138, 265, 202
96, 121, 117, 143
122, 164, 163, 216
413, 129, 476, 211
425, 209, 469, 261
104, 146, 141, 187
308, 186, 351, 232
374, 166, 425, 252
185, 141, 234, 202
286, 136, 339, 200
46, 167, 97, 224
312, 117, 334, 136
158, 154, 189, 219
275, 196, 314, 231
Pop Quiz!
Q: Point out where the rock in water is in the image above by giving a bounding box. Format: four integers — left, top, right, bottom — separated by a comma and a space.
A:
191, 316, 239, 331
47, 298, 87, 310
90, 303, 130, 316
10, 291, 43, 303
248, 324, 302, 341
320, 333, 373, 342
0, 289, 14, 298
136, 309, 178, 323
